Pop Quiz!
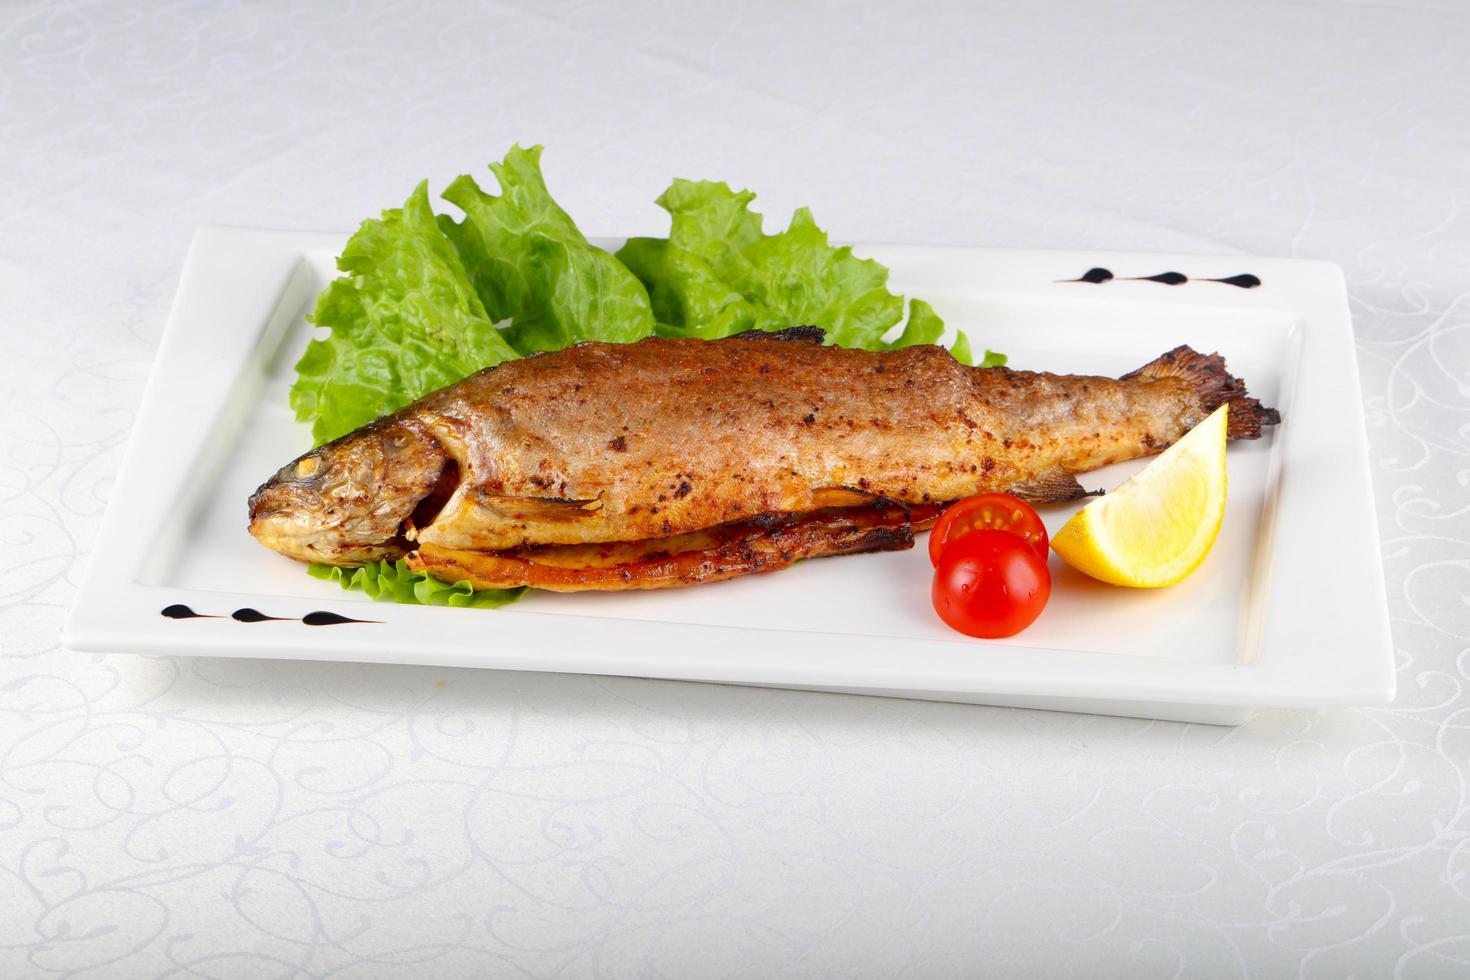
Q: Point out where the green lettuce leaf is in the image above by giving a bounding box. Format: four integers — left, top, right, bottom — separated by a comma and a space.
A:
618, 179, 987, 362
658, 179, 766, 274
945, 331, 1007, 369
615, 237, 785, 339
308, 559, 524, 608
441, 145, 655, 354
291, 181, 520, 446
291, 151, 1003, 611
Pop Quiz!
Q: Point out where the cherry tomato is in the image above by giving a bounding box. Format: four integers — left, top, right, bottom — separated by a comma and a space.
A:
929, 493, 1049, 564
931, 529, 1051, 638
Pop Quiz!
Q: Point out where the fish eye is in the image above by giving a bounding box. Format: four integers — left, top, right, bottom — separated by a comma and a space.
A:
292, 456, 322, 480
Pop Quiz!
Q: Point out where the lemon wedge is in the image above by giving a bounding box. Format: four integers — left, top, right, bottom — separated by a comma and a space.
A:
1051, 404, 1229, 587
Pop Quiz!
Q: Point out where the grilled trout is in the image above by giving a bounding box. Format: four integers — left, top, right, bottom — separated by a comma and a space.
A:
248, 327, 1278, 590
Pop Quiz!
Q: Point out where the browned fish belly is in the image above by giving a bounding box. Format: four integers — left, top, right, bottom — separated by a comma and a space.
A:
413, 504, 943, 591
248, 327, 1278, 591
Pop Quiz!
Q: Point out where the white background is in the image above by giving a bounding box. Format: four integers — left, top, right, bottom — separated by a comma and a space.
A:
3, 1, 1468, 977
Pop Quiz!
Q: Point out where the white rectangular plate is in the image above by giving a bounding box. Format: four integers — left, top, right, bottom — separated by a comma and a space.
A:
64, 227, 1394, 725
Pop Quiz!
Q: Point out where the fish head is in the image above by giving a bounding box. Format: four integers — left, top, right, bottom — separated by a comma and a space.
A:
248, 420, 454, 565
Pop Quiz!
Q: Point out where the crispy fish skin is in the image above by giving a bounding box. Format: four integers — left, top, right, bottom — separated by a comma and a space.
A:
248, 328, 1279, 570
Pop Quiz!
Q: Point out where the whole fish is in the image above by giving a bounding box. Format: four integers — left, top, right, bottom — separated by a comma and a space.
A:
248, 327, 1278, 590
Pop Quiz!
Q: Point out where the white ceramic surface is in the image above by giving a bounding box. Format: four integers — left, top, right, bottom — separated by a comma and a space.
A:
62, 228, 1392, 725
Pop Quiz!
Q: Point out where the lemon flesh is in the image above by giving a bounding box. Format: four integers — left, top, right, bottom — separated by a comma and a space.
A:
1051, 405, 1229, 588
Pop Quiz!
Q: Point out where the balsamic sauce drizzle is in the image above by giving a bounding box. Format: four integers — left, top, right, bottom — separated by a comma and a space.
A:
1122, 271, 1189, 286
231, 608, 291, 623
161, 604, 217, 619
302, 611, 377, 626
1057, 267, 1114, 284
161, 606, 379, 625
1203, 273, 1262, 289
1058, 268, 1261, 288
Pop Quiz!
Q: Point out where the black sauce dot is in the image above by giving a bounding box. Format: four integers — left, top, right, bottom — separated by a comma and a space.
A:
1058, 267, 1114, 284
1206, 274, 1262, 289
232, 608, 289, 623
161, 604, 213, 619
302, 611, 378, 626
1126, 271, 1188, 285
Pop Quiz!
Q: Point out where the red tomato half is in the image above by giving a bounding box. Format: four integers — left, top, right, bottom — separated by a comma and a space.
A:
931, 529, 1051, 639
928, 493, 1049, 564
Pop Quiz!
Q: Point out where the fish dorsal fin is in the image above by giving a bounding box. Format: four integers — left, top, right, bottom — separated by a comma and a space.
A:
730, 326, 826, 344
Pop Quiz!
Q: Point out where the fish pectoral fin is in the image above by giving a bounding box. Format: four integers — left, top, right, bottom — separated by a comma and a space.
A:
412, 489, 605, 549
472, 491, 605, 521
1008, 469, 1099, 504
810, 486, 881, 508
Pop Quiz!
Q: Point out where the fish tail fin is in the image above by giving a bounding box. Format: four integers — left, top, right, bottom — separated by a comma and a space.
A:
1123, 345, 1281, 439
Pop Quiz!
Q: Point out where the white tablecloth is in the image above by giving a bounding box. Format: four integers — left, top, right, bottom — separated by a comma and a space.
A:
4, 2, 1468, 976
